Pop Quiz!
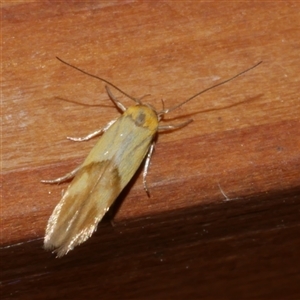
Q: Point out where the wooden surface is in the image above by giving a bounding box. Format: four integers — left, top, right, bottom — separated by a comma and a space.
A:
2, 1, 300, 299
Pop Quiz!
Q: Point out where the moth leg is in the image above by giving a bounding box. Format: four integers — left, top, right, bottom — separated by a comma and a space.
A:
41, 164, 81, 184
143, 142, 156, 197
158, 119, 193, 132
105, 86, 127, 112
106, 85, 151, 109
67, 119, 116, 142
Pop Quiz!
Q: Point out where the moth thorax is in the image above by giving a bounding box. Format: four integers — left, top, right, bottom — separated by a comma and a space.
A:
125, 105, 159, 131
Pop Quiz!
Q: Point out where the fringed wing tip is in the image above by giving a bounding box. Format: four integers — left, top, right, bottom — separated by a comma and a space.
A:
44, 241, 71, 258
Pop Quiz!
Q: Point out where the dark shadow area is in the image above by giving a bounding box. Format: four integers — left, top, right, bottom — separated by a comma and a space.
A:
1, 186, 300, 299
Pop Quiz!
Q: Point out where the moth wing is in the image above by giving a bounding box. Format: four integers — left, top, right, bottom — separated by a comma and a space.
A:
44, 160, 121, 257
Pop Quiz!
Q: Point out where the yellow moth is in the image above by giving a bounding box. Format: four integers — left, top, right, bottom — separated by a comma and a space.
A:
42, 57, 261, 257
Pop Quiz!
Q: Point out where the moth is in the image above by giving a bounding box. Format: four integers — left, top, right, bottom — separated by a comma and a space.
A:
42, 57, 261, 257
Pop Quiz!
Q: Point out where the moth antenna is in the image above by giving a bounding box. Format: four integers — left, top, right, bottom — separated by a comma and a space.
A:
159, 61, 262, 116
56, 57, 139, 103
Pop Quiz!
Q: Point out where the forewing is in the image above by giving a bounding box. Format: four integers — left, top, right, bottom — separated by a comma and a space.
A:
44, 160, 121, 257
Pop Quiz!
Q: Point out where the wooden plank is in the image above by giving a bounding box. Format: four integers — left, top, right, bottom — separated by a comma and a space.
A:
2, 1, 300, 299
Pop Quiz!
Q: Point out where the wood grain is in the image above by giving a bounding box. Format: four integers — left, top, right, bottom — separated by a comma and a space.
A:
2, 1, 300, 299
